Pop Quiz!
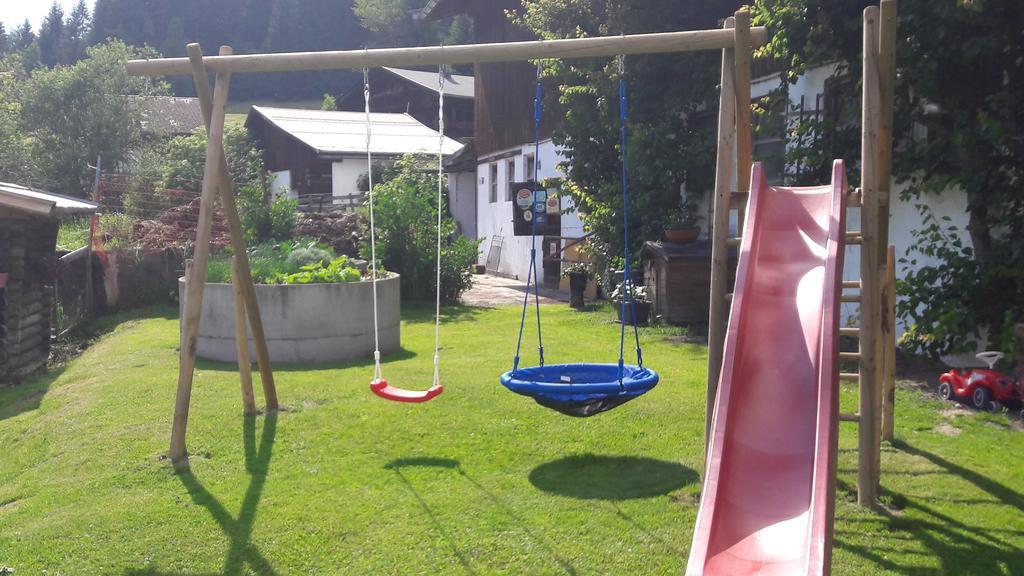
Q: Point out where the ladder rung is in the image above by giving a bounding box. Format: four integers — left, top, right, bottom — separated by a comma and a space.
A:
840, 294, 861, 303
842, 280, 861, 289
845, 232, 863, 245
840, 372, 859, 382
726, 237, 742, 247
839, 327, 860, 337
839, 352, 861, 362
840, 412, 861, 422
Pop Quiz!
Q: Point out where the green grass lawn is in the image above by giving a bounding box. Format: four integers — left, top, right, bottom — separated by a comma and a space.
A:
1, 304, 1022, 574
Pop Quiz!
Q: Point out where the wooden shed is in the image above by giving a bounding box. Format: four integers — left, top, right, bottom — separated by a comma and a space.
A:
0, 182, 97, 384
641, 241, 735, 325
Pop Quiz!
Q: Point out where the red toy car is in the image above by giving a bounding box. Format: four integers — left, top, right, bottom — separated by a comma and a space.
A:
939, 352, 1022, 411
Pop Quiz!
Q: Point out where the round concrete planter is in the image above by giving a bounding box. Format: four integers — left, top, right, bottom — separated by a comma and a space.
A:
179, 274, 400, 364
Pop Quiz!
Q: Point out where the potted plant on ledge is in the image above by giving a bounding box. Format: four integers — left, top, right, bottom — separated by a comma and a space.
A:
562, 262, 593, 309
611, 282, 652, 326
664, 202, 702, 244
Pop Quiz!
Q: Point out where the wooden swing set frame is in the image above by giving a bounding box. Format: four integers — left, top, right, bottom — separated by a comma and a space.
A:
126, 2, 896, 507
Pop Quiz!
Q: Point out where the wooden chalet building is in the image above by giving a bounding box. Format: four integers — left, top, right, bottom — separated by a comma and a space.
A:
420, 0, 581, 284
245, 106, 462, 211
339, 67, 475, 140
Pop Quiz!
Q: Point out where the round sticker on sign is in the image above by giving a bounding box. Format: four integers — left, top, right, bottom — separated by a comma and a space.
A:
533, 189, 548, 204
516, 188, 533, 208
546, 197, 559, 214
523, 209, 533, 222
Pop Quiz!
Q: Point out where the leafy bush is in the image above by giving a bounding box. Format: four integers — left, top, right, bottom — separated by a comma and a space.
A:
286, 246, 333, 269
897, 207, 1024, 358
238, 179, 297, 245
360, 154, 480, 302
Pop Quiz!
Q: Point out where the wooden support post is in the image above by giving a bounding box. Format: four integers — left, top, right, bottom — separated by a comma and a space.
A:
882, 245, 897, 442
232, 256, 256, 416
706, 17, 737, 447
857, 5, 882, 507
168, 48, 235, 464
733, 8, 753, 237
187, 44, 278, 410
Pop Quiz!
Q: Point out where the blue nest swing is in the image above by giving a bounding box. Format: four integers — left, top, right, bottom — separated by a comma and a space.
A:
499, 60, 659, 417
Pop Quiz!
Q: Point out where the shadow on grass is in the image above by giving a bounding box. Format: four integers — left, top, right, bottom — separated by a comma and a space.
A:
385, 457, 579, 575
529, 454, 698, 500
833, 441, 1024, 574
0, 366, 65, 422
1, 306, 178, 423
195, 347, 418, 374
402, 303, 489, 325
124, 413, 278, 576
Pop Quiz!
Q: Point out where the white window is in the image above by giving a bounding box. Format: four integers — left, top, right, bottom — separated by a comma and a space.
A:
506, 158, 516, 201
525, 154, 537, 182
489, 162, 498, 203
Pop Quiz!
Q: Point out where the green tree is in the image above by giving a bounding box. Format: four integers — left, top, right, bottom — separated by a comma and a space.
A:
752, 0, 1024, 357
0, 23, 9, 55
159, 125, 265, 192
37, 2, 65, 67
516, 0, 736, 272
62, 0, 92, 64
320, 93, 338, 110
19, 40, 166, 196
361, 154, 479, 302
0, 57, 34, 181
12, 20, 34, 51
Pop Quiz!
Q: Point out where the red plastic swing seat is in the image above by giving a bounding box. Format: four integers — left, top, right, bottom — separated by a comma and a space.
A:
370, 379, 444, 403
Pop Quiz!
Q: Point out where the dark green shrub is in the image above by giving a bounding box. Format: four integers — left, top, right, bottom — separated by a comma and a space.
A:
286, 246, 333, 269
361, 154, 480, 302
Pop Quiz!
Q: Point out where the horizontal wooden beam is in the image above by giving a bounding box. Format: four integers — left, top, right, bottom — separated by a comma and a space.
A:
126, 28, 768, 77
840, 352, 861, 362
726, 237, 742, 247
840, 372, 860, 382
841, 294, 861, 303
840, 412, 861, 423
845, 232, 863, 245
842, 280, 861, 289
840, 327, 860, 337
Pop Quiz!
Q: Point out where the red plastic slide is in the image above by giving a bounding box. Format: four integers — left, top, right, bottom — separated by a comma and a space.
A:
686, 161, 847, 575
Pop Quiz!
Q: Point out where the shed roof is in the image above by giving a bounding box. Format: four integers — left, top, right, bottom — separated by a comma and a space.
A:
0, 182, 98, 218
247, 106, 464, 157
381, 67, 475, 99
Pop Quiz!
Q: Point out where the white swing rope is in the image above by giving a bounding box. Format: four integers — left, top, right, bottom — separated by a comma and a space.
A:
432, 66, 445, 388
364, 64, 446, 389
364, 67, 383, 383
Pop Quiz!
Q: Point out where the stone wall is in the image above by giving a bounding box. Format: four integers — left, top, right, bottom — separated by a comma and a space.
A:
0, 218, 59, 383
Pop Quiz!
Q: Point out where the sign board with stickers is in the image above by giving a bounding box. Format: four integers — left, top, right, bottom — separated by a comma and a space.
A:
511, 181, 561, 236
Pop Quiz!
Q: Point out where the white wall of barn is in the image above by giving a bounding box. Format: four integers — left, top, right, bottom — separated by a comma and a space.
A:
472, 140, 585, 281
331, 158, 366, 206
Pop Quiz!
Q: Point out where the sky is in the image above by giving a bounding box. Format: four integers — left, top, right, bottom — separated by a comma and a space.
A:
1, 0, 82, 30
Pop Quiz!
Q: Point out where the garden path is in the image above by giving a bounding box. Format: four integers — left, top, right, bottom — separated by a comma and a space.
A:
460, 274, 569, 307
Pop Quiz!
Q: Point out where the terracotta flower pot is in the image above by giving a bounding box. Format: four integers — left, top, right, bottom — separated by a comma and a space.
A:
665, 228, 700, 243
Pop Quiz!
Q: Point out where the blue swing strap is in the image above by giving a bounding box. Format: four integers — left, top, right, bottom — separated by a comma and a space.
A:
512, 62, 546, 373
617, 55, 644, 383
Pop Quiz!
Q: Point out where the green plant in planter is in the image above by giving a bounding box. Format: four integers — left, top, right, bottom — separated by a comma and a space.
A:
610, 282, 650, 303
665, 202, 703, 230
561, 262, 594, 280
278, 256, 363, 285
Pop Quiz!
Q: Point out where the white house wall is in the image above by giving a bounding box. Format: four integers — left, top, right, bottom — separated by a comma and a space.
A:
332, 158, 367, 206
475, 140, 585, 281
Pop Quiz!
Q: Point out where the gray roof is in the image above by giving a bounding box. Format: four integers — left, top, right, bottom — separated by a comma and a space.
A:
132, 96, 205, 137
249, 106, 464, 157
382, 67, 474, 99
0, 182, 98, 217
